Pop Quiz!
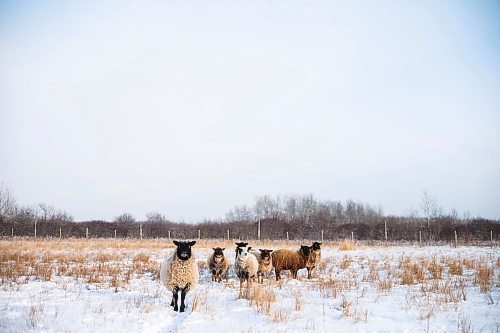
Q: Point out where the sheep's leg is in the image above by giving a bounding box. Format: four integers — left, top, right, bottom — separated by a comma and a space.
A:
292, 270, 297, 279
275, 269, 281, 281
307, 268, 312, 279
179, 287, 188, 312
172, 287, 179, 311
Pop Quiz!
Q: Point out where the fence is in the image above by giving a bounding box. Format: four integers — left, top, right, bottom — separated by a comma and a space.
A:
3, 221, 499, 246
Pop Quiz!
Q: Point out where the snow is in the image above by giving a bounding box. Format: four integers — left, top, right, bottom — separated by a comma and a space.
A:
1, 242, 499, 332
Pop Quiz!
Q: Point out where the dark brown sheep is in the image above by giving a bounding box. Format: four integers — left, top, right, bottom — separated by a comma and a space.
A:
271, 245, 312, 280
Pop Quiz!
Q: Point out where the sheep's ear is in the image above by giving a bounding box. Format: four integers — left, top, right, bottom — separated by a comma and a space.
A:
212, 248, 217, 251
173, 240, 180, 246
269, 250, 273, 253
259, 249, 264, 252
248, 246, 252, 251
221, 248, 225, 251
189, 241, 196, 246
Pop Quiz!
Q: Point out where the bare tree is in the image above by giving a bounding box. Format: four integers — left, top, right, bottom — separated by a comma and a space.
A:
420, 191, 442, 228
146, 212, 166, 223
254, 195, 281, 220
0, 183, 17, 223
38, 203, 55, 223
226, 204, 254, 222
114, 213, 135, 223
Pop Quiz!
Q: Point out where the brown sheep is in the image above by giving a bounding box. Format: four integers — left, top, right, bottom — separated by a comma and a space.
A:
250, 249, 274, 283
207, 247, 229, 282
271, 245, 312, 280
306, 242, 322, 279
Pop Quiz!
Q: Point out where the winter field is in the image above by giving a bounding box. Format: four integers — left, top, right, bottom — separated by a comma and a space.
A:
0, 238, 498, 333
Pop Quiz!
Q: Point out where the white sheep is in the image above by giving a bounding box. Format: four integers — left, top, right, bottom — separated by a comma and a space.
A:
234, 243, 258, 297
160, 240, 199, 312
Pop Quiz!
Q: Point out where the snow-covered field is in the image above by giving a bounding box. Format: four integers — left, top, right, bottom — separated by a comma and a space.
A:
0, 239, 499, 332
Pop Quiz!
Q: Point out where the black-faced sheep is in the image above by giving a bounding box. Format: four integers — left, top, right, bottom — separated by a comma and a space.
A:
234, 243, 258, 297
207, 247, 229, 282
271, 245, 312, 280
160, 240, 199, 312
250, 249, 274, 283
306, 242, 322, 279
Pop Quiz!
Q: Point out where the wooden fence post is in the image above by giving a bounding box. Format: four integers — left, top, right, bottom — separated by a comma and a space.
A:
351, 231, 354, 242
59, 228, 62, 240
198, 229, 201, 240
257, 219, 261, 241
419, 230, 422, 246
227, 229, 230, 240
286, 231, 289, 242
11, 227, 14, 238
140, 225, 143, 240
86, 227, 89, 239
114, 229, 117, 239
321, 230, 324, 242
491, 230, 493, 248
168, 230, 171, 240
454, 230, 457, 247
384, 221, 388, 242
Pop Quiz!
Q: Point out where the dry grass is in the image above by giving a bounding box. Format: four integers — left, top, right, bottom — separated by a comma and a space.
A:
377, 279, 392, 292
339, 240, 356, 251
399, 259, 425, 285
474, 263, 493, 293
248, 286, 277, 316
0, 239, 159, 287
340, 256, 352, 270
448, 259, 464, 276
428, 258, 444, 279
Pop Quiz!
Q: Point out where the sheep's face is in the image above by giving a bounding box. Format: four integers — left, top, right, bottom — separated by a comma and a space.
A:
235, 245, 252, 260
235, 242, 249, 256
173, 240, 196, 261
312, 242, 322, 252
300, 245, 312, 257
259, 249, 273, 262
212, 247, 225, 260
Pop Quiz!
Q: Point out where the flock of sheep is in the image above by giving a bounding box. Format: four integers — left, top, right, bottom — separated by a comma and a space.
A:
160, 240, 322, 312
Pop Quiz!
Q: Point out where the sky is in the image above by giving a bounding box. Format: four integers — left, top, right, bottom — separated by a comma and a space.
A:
1, 0, 499, 222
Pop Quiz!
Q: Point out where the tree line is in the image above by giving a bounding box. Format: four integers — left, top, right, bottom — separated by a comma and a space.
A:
0, 184, 498, 241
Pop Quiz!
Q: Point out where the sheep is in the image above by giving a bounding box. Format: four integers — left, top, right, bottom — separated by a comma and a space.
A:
306, 242, 322, 279
234, 243, 259, 297
160, 240, 199, 312
207, 247, 229, 282
271, 245, 312, 280
250, 249, 274, 283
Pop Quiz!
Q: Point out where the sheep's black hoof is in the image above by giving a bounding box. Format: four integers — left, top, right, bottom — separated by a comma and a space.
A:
179, 307, 185, 312
173, 306, 178, 311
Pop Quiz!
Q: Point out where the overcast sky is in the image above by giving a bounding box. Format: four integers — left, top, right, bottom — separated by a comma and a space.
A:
1, 0, 499, 222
